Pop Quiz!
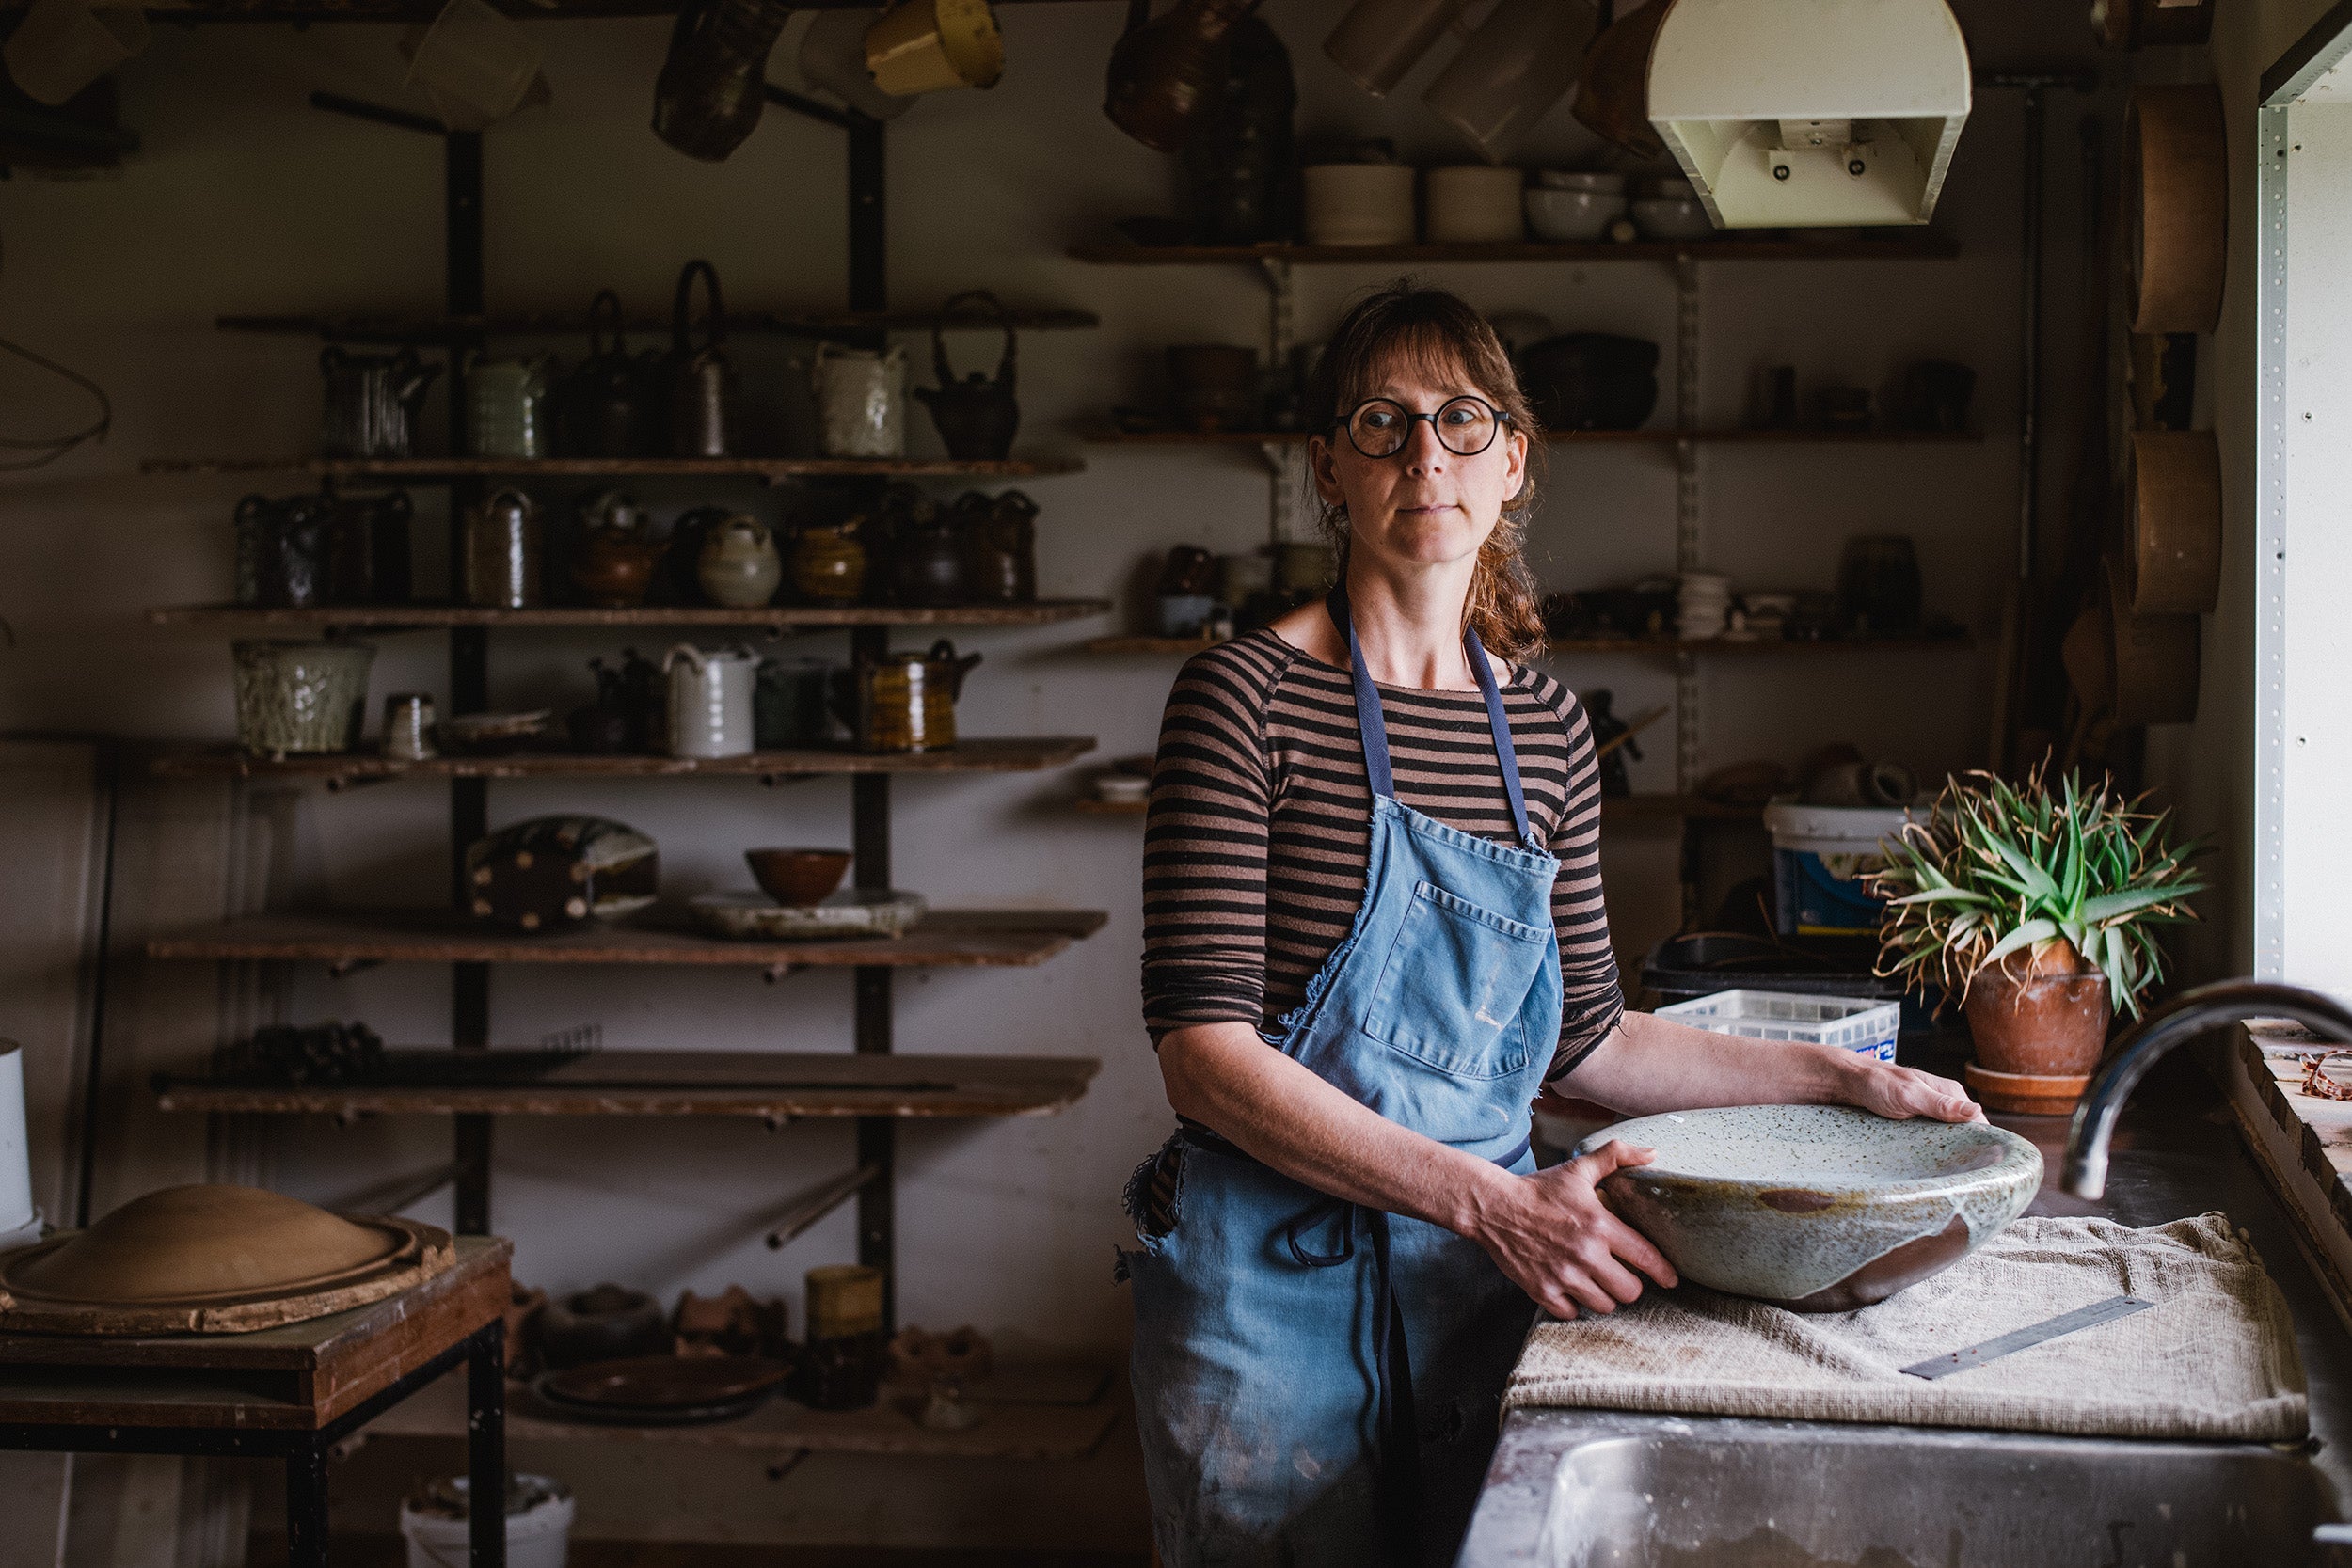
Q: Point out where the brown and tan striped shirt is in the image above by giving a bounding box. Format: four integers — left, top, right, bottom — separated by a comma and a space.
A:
1141, 628, 1624, 1084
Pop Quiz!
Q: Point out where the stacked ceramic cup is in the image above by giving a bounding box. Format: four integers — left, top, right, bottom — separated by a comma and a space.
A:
1677, 572, 1732, 640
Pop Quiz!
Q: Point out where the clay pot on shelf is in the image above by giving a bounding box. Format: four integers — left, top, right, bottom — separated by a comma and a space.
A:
913, 290, 1019, 462
791, 520, 867, 605
1962, 945, 2113, 1115
540, 1283, 671, 1370
695, 514, 783, 609
569, 492, 663, 609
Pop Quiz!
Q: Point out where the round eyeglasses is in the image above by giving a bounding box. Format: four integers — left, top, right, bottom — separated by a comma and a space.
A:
1337, 395, 1508, 459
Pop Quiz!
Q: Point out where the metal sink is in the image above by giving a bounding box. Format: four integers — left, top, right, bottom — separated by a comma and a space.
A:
1460, 1409, 2342, 1568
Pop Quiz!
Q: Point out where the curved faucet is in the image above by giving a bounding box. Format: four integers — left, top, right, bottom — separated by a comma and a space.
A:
2063, 978, 2352, 1198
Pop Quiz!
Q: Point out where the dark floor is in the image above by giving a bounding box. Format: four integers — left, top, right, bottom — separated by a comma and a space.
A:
249, 1541, 1147, 1568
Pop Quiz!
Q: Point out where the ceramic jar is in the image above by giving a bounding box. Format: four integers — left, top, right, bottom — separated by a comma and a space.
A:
696, 515, 783, 608
232, 640, 376, 758
666, 260, 740, 458
382, 693, 437, 761
1166, 344, 1261, 433
569, 492, 662, 609
891, 509, 968, 608
755, 657, 834, 749
462, 488, 542, 609
791, 521, 867, 605
237, 493, 335, 610
838, 640, 980, 753
319, 347, 438, 460
961, 489, 1036, 604
324, 489, 414, 606
663, 643, 759, 758
1301, 162, 1416, 246
813, 343, 906, 458
467, 353, 557, 459
1425, 165, 1527, 243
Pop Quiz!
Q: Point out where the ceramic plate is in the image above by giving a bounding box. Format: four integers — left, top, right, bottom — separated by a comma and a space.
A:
688, 889, 926, 942
1578, 1104, 2041, 1311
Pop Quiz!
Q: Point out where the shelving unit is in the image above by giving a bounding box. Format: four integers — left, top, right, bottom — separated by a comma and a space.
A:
1072, 228, 1976, 929
144, 86, 1113, 1378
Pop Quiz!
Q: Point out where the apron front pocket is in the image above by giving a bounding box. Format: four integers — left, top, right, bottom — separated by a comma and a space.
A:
1361, 879, 1547, 1079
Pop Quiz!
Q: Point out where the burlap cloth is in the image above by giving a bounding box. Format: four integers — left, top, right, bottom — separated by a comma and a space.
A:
1504, 1212, 2308, 1441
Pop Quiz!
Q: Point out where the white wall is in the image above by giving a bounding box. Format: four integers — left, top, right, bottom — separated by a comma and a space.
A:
0, 0, 2082, 1546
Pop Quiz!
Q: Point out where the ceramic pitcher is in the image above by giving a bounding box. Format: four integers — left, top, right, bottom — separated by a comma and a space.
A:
813, 343, 906, 459
662, 643, 759, 759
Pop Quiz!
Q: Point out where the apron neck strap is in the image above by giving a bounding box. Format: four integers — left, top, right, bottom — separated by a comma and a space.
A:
1327, 585, 1534, 847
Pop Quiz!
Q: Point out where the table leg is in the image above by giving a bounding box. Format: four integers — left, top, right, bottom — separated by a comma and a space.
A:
467, 1319, 507, 1568
286, 1439, 331, 1568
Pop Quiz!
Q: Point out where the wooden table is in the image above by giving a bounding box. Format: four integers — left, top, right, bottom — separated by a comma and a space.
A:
0, 1236, 511, 1568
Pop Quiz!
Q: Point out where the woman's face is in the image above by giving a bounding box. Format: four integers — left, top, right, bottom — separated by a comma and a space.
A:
1308, 358, 1529, 578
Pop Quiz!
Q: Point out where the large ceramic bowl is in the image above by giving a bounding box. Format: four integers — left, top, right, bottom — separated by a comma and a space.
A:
1578, 1105, 2041, 1311
1526, 187, 1628, 243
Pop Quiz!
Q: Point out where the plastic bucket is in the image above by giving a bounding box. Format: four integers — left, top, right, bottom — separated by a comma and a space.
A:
1760, 800, 1915, 938
400, 1477, 573, 1568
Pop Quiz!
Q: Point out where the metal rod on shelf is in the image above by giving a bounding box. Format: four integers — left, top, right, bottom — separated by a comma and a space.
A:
308, 92, 442, 138
765, 1163, 885, 1250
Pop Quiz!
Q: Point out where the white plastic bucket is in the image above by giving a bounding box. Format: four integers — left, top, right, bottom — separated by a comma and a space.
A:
400, 1477, 573, 1568
1761, 800, 1916, 937
0, 1042, 32, 1233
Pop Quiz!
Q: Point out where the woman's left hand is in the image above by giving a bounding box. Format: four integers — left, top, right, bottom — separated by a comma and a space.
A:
1840, 1058, 1983, 1123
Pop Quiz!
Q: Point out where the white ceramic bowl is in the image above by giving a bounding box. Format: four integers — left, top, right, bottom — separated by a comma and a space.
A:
1094, 775, 1150, 805
1524, 187, 1628, 243
1425, 165, 1526, 244
1631, 196, 1716, 242
1302, 163, 1416, 246
1534, 169, 1626, 194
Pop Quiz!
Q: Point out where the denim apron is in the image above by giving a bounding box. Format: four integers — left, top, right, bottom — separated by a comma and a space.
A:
1124, 588, 1564, 1568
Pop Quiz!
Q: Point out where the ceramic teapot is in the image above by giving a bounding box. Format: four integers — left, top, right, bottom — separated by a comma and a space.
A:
696, 514, 783, 608
570, 491, 663, 608
791, 518, 867, 605
961, 488, 1037, 604
837, 639, 982, 753
913, 291, 1019, 461
561, 292, 659, 458
813, 342, 906, 459
891, 499, 968, 608
665, 260, 739, 458
320, 347, 438, 460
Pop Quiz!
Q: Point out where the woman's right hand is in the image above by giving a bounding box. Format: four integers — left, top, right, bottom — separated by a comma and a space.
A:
1469, 1140, 1678, 1320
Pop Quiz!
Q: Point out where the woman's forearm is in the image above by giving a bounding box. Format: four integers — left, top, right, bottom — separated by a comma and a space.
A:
1558, 1010, 1979, 1123
1155, 1022, 1516, 1236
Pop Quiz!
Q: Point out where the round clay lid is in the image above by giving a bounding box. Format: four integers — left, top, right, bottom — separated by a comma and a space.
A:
7, 1184, 408, 1306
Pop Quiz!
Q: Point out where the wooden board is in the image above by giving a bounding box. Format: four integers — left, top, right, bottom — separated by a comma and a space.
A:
148, 736, 1097, 783
0, 1238, 509, 1430
147, 599, 1111, 632
215, 307, 1100, 342
140, 455, 1083, 481
146, 907, 1107, 970
358, 1360, 1120, 1462
154, 1051, 1100, 1119
1068, 234, 1960, 265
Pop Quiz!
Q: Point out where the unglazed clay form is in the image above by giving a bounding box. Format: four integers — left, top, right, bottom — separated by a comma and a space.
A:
689, 889, 925, 941
1580, 1105, 2041, 1311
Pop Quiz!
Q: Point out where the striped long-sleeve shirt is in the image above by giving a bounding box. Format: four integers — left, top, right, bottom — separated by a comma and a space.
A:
1140, 628, 1625, 1084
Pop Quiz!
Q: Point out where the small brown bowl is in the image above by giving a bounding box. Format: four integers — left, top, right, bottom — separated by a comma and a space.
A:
744, 848, 852, 907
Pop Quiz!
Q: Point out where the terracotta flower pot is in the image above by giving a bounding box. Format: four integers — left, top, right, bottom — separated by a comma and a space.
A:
1963, 946, 2112, 1115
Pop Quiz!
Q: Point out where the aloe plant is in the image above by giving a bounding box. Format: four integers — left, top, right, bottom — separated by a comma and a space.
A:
1869, 768, 2204, 1019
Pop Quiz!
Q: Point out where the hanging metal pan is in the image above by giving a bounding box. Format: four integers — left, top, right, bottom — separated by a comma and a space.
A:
2125, 85, 2227, 333
2125, 429, 2221, 614
2103, 555, 2201, 726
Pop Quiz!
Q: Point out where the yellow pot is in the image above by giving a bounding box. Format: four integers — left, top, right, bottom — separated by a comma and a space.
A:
864, 0, 1002, 95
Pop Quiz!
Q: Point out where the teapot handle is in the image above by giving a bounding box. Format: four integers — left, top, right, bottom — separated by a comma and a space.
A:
935, 290, 1015, 391
673, 260, 725, 355
485, 485, 533, 515
587, 289, 627, 359
662, 641, 708, 673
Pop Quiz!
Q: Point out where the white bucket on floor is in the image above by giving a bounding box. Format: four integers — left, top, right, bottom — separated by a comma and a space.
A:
0, 1041, 34, 1233
400, 1476, 573, 1568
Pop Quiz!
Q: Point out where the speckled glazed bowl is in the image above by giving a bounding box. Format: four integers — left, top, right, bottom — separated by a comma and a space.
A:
1578, 1105, 2041, 1312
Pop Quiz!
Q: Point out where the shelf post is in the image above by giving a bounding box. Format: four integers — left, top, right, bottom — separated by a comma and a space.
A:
445, 126, 494, 1238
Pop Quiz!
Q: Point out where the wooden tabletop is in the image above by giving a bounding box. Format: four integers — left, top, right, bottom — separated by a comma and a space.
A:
0, 1237, 510, 1431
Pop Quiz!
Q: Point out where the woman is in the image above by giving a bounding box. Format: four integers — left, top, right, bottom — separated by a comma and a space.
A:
1123, 284, 1979, 1568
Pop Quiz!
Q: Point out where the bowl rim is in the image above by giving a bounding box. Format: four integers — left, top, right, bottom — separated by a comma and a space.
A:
1577, 1104, 2040, 1200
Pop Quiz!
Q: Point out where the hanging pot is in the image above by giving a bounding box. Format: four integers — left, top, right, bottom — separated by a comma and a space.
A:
1573, 0, 1671, 161
320, 347, 440, 460
1104, 0, 1261, 154
912, 291, 1019, 461
1423, 0, 1592, 165
560, 292, 658, 459
2125, 85, 2226, 335
2123, 430, 2220, 616
666, 260, 739, 458
812, 342, 906, 458
1178, 12, 1296, 245
652, 0, 794, 162
864, 0, 1003, 96
2092, 0, 2212, 50
663, 642, 760, 759
1323, 0, 1464, 99
2102, 554, 2200, 726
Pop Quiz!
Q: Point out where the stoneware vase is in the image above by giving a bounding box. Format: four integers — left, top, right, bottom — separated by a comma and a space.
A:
1963, 947, 2114, 1115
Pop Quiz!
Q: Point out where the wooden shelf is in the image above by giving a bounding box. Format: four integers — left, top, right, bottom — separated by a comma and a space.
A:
1068, 234, 1960, 266
218, 306, 1100, 344
139, 454, 1083, 482
147, 599, 1112, 632
1081, 635, 1225, 655
149, 736, 1097, 784
154, 1049, 1099, 1120
94, 0, 1104, 25
1548, 634, 1974, 656
357, 1364, 1120, 1462
147, 907, 1106, 971
1068, 797, 1147, 816
1091, 428, 1983, 448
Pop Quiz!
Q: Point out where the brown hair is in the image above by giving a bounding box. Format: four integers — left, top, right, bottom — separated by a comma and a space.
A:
1304, 280, 1548, 662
